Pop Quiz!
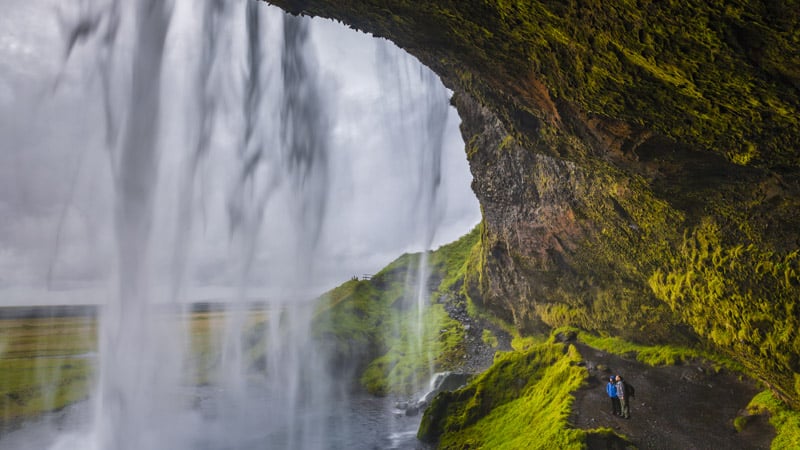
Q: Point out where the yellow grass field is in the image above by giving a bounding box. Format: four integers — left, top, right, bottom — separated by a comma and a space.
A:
0, 309, 266, 426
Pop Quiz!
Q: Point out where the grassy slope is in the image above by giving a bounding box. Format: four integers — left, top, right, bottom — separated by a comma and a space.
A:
417, 337, 588, 449
312, 226, 481, 395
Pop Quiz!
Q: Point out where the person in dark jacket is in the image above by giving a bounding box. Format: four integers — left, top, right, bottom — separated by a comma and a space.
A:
615, 375, 630, 419
606, 376, 621, 416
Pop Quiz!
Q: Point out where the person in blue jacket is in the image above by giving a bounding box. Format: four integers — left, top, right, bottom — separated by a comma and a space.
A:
606, 375, 621, 416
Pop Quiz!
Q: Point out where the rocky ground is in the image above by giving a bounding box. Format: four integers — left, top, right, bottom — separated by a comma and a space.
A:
570, 341, 774, 449
442, 295, 514, 373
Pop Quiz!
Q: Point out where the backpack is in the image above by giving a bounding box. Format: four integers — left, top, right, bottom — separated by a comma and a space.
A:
624, 381, 635, 398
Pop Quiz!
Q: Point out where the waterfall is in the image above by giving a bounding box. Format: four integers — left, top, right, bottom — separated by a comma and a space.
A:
0, 0, 476, 448
375, 40, 449, 404
99, 0, 173, 446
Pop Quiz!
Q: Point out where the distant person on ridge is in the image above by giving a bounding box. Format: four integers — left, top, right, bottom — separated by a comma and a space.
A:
606, 376, 621, 416
615, 375, 631, 419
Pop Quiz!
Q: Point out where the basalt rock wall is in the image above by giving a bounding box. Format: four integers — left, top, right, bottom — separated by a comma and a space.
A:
268, 0, 800, 408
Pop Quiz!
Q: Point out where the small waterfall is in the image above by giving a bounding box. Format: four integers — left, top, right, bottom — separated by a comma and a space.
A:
0, 0, 474, 448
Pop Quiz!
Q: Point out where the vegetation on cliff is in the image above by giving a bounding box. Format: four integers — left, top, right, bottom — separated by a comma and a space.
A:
312, 226, 481, 395
748, 390, 800, 448
650, 218, 800, 406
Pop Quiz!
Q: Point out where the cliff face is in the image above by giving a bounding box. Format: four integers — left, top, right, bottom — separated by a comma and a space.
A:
268, 1, 800, 408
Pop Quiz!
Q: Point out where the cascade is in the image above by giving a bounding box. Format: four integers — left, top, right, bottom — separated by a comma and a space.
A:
0, 0, 479, 448
374, 39, 450, 417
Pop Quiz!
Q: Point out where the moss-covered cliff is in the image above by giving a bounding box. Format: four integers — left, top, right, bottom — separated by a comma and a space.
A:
268, 0, 800, 409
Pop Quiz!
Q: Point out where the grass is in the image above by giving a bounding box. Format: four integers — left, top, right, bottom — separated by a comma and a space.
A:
0, 316, 96, 358
0, 316, 96, 425
418, 338, 600, 448
481, 329, 498, 348
557, 326, 743, 371
0, 357, 93, 424
0, 310, 263, 425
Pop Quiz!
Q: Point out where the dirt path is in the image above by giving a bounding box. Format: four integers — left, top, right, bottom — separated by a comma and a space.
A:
570, 342, 774, 449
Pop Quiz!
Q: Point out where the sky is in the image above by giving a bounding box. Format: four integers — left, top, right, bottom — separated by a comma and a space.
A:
0, 0, 481, 306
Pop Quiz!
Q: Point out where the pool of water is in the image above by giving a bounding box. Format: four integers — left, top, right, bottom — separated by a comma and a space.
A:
0, 386, 431, 450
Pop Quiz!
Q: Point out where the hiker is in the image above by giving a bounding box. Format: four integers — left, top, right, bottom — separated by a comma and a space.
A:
606, 376, 621, 416
615, 375, 631, 419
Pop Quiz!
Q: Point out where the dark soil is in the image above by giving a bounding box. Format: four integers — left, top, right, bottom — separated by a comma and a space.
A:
570, 341, 775, 450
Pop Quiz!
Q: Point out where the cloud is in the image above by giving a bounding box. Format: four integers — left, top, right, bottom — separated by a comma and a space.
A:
0, 1, 480, 306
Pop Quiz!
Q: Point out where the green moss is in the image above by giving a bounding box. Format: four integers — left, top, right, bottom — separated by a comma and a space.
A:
556, 326, 742, 372
576, 329, 698, 366
733, 414, 751, 433
451, 0, 797, 167
796, 373, 800, 401
498, 135, 514, 151
481, 329, 499, 348
649, 219, 800, 407
510, 335, 544, 352
747, 390, 800, 449
515, 162, 688, 344
418, 340, 612, 448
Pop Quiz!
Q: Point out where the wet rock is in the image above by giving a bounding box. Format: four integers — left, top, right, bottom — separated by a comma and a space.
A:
404, 372, 473, 417
555, 330, 578, 343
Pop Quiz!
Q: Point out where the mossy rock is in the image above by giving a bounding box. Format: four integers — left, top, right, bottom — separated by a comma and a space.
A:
418, 341, 587, 448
